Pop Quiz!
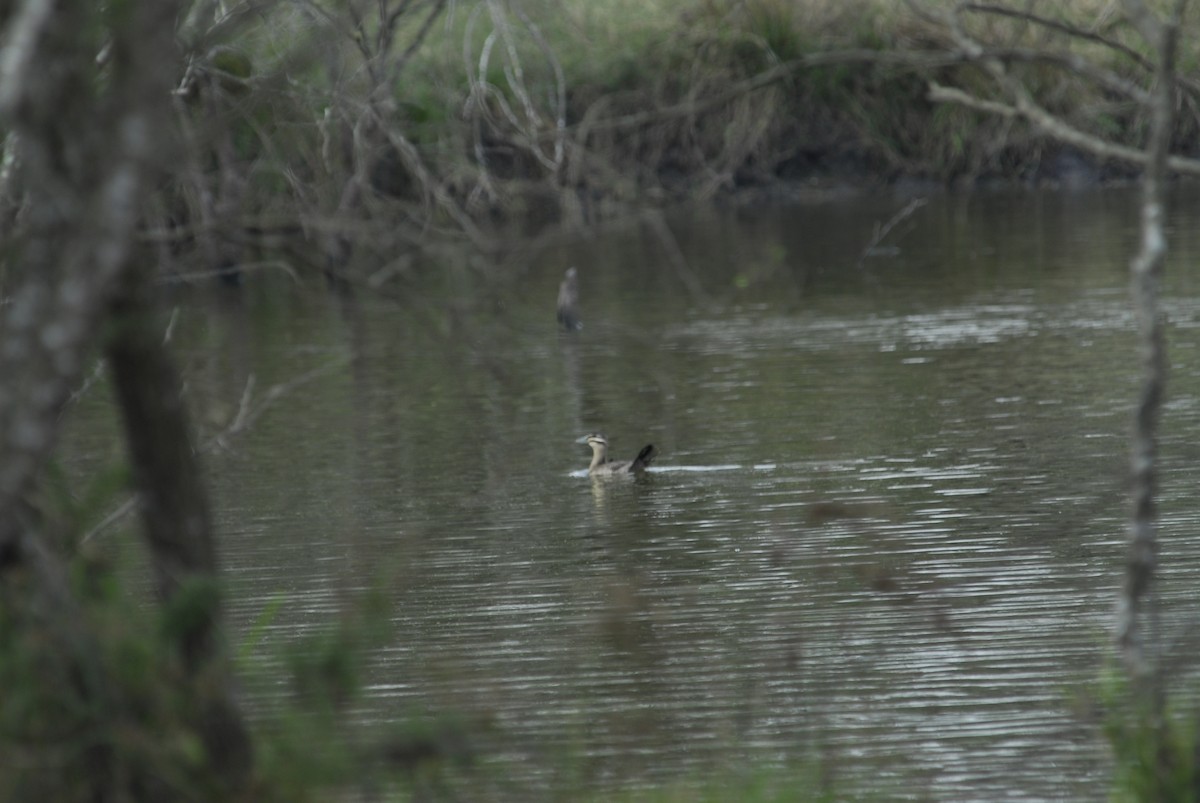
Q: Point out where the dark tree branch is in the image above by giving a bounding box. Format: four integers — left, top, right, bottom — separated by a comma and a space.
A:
392, 0, 447, 81
960, 3, 1153, 71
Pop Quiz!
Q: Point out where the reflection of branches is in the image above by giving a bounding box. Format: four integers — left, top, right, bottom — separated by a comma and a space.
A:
82, 355, 352, 543
646, 210, 709, 306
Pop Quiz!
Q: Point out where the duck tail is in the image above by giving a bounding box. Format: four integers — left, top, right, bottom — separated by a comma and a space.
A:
631, 444, 657, 471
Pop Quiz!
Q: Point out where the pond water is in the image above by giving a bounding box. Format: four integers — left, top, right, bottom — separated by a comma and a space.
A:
68, 186, 1200, 800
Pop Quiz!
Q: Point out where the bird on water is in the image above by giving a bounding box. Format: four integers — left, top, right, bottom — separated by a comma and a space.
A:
580, 433, 657, 476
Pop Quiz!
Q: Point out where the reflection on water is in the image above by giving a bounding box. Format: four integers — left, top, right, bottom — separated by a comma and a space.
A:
66, 187, 1200, 800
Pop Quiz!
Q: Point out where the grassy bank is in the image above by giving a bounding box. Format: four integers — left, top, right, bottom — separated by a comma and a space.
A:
159, 0, 1199, 286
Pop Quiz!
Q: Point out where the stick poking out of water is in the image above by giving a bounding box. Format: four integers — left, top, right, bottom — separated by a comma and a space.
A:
557, 266, 582, 331
857, 197, 927, 268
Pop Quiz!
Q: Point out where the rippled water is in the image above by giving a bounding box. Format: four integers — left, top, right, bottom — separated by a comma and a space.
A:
66, 186, 1200, 800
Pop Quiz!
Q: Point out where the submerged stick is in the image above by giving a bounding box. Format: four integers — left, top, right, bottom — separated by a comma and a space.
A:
857, 197, 927, 267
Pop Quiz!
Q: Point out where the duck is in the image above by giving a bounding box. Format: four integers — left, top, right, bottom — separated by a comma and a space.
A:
581, 433, 657, 476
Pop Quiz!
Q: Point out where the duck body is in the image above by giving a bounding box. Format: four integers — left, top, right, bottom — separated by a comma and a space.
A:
582, 433, 656, 476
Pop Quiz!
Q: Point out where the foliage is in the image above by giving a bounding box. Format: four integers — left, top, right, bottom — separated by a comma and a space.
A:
595, 763, 842, 803
0, 544, 228, 801
1098, 666, 1200, 802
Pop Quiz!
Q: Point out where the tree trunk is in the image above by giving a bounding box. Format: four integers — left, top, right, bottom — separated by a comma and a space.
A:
1114, 0, 1185, 684
0, 1, 254, 797
106, 265, 254, 789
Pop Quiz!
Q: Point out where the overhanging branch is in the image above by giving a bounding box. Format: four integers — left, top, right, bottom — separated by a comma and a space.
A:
928, 81, 1200, 176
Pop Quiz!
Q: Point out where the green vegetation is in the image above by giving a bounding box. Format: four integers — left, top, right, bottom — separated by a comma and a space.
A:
151, 0, 1200, 292
591, 764, 840, 803
0, 518, 846, 801
1098, 665, 1200, 803
7, 1, 1200, 800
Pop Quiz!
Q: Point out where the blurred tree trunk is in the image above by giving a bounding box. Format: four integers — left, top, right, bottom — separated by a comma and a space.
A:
106, 264, 254, 787
1113, 6, 1187, 795
0, 1, 252, 797
1114, 0, 1185, 683
909, 0, 1188, 685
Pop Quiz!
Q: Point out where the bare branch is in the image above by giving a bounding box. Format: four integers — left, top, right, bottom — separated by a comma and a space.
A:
392, 0, 447, 79
511, 1, 567, 171
987, 47, 1150, 103
206, 357, 351, 452
928, 82, 1200, 175
84, 355, 353, 544
908, 0, 1200, 181
960, 3, 1152, 71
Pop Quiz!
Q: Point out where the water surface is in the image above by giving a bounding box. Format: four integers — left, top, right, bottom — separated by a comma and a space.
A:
70, 186, 1200, 800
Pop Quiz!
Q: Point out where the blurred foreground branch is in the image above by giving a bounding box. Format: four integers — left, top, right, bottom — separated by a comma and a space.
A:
0, 2, 254, 796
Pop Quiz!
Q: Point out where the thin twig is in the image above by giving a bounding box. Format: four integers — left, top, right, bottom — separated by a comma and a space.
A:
960, 3, 1152, 71
82, 355, 352, 542
61, 359, 108, 415
157, 260, 302, 284
392, 0, 447, 79
80, 495, 141, 544
205, 356, 351, 453
162, 307, 180, 345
